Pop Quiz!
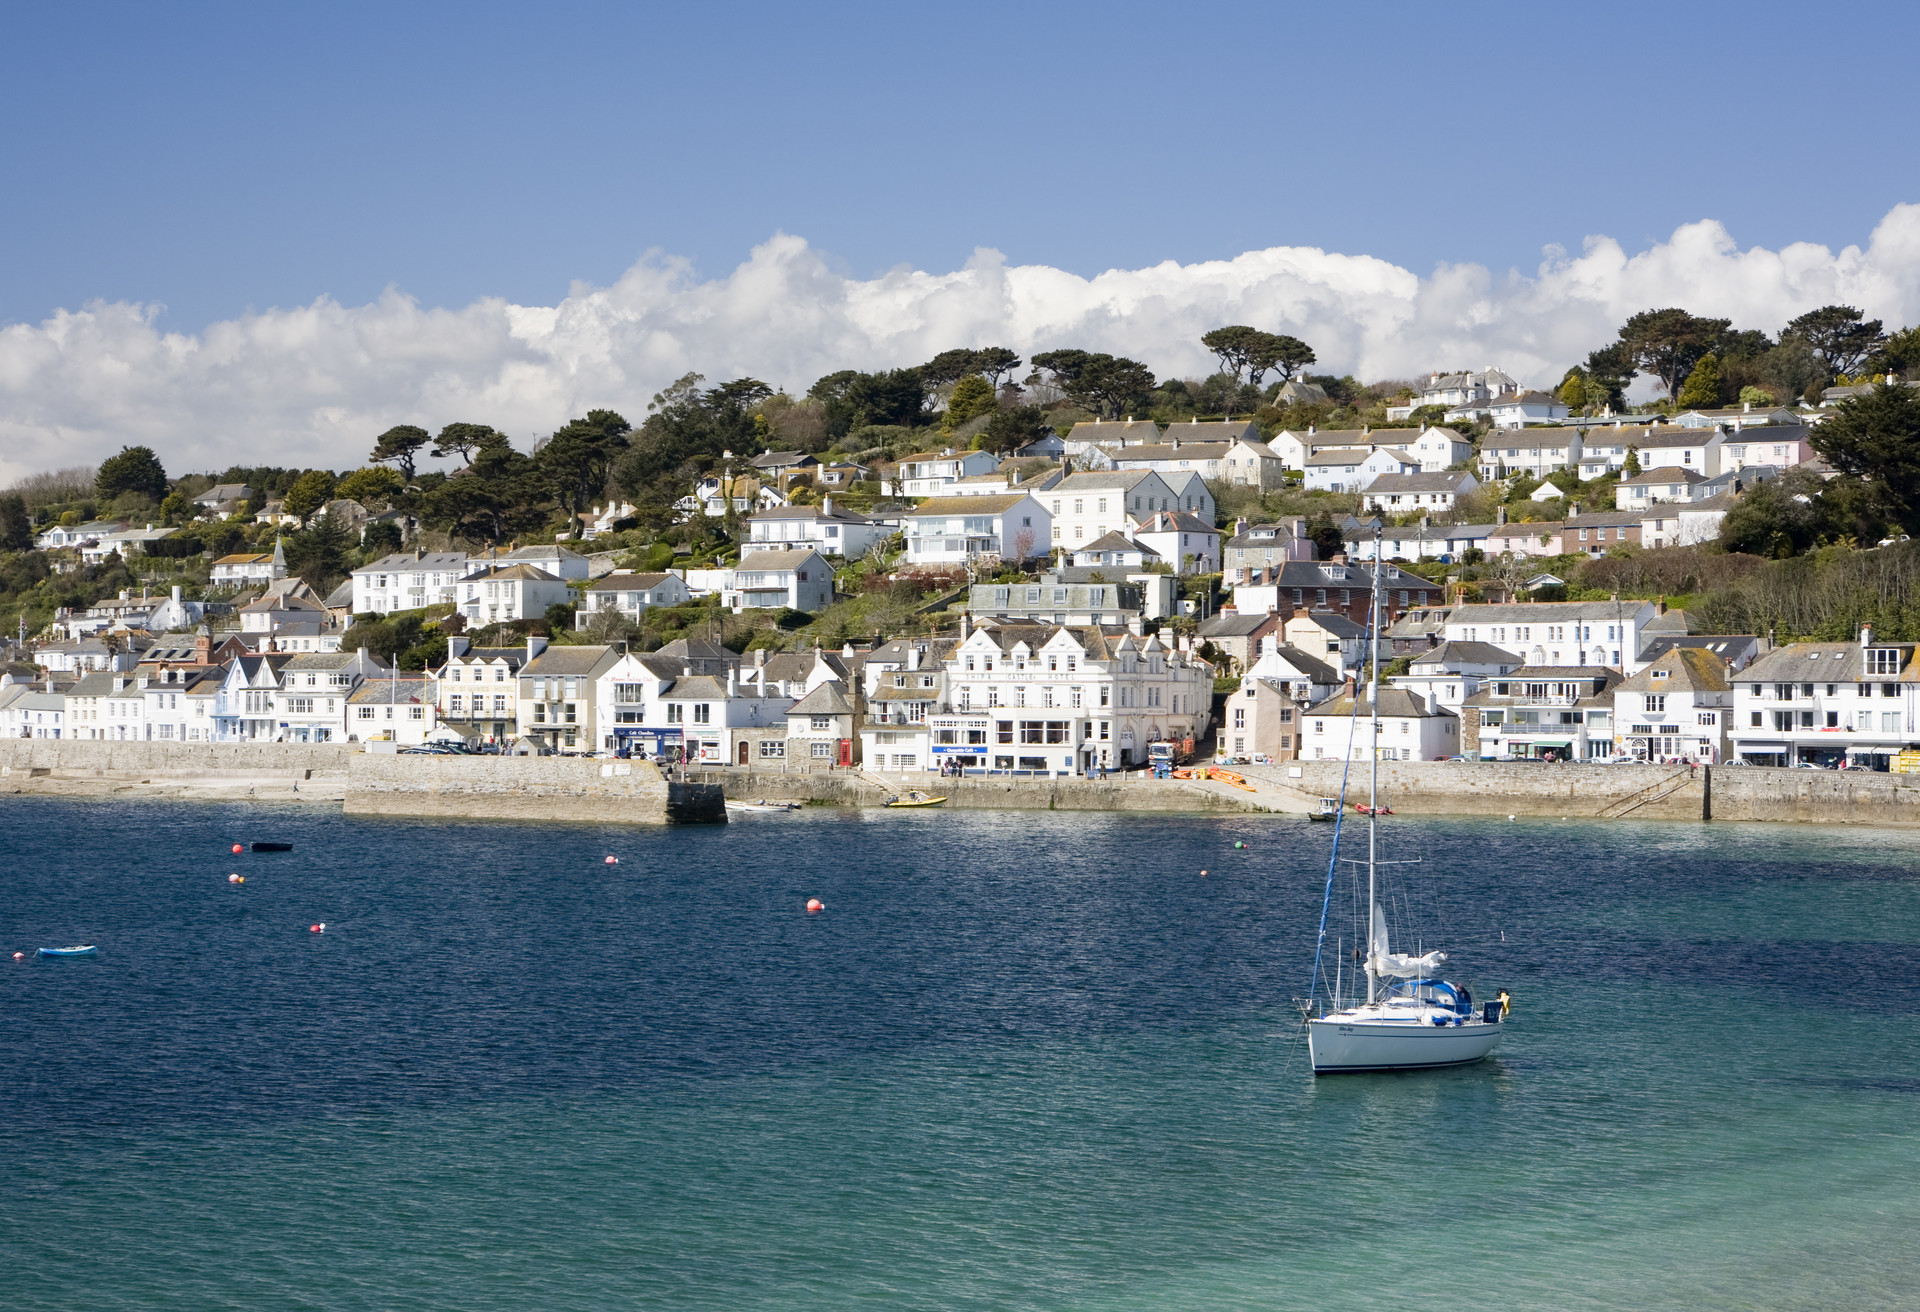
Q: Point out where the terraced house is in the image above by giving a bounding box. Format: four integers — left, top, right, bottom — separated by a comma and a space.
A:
1729, 628, 1920, 769
940, 621, 1214, 774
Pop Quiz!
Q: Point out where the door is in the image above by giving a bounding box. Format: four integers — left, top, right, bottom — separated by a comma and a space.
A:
738, 741, 750, 765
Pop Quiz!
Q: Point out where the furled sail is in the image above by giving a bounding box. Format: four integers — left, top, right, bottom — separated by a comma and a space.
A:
1368, 904, 1446, 978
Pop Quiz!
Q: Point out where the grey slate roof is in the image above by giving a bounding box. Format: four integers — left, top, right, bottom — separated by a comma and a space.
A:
1409, 640, 1523, 668
787, 681, 854, 716
1304, 687, 1457, 718
1363, 471, 1477, 495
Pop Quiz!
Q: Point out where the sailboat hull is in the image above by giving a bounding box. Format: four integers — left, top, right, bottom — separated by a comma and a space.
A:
1307, 1018, 1501, 1074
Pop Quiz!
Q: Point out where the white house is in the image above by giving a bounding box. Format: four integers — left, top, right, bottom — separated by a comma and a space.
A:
211, 542, 287, 588
1360, 470, 1479, 515
893, 448, 1001, 497
518, 644, 624, 754
1300, 687, 1461, 761
1720, 427, 1814, 472
1345, 522, 1494, 564
1443, 600, 1658, 671
1672, 406, 1802, 429
36, 520, 126, 551
273, 649, 388, 743
1624, 425, 1728, 477
1070, 532, 1160, 571
1611, 646, 1734, 764
746, 499, 890, 557
78, 524, 176, 563
575, 571, 693, 630
1464, 666, 1624, 760
1064, 418, 1162, 455
193, 483, 253, 517
1618, 467, 1708, 508
458, 563, 575, 626
943, 622, 1214, 773
1729, 630, 1918, 769
212, 654, 293, 741
436, 636, 541, 742
1488, 390, 1571, 428
901, 494, 1049, 565
1220, 644, 1343, 761
348, 675, 440, 746
1043, 471, 1179, 548
1403, 426, 1476, 471
0, 681, 67, 739
1413, 368, 1520, 410
470, 544, 591, 581
351, 550, 470, 615
1303, 446, 1419, 493
1389, 640, 1523, 713
1110, 421, 1283, 490
1132, 511, 1221, 574
724, 547, 835, 613
1478, 431, 1583, 480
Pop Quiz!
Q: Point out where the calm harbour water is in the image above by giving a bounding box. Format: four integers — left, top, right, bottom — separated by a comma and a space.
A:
3, 797, 1918, 1311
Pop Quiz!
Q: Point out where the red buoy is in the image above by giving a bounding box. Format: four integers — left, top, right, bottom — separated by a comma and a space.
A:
805, 898, 824, 913
11, 952, 22, 962
309, 923, 325, 933
604, 855, 619, 865
232, 844, 244, 854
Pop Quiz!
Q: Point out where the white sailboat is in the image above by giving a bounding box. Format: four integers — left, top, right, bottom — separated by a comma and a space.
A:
1305, 533, 1504, 1074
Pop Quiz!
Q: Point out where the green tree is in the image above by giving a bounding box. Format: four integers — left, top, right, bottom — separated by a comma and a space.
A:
970, 347, 1023, 389
539, 408, 632, 532
1623, 446, 1642, 476
1867, 324, 1920, 378
370, 424, 430, 481
1677, 352, 1723, 408
1718, 479, 1819, 558
1302, 512, 1345, 562
282, 469, 337, 525
360, 518, 404, 558
334, 465, 407, 507
943, 374, 997, 430
1738, 385, 1777, 407
95, 445, 168, 501
0, 493, 31, 551
1811, 381, 1920, 531
1031, 350, 1156, 418
1784, 305, 1886, 381
1582, 343, 1635, 413
431, 422, 504, 467
1557, 367, 1588, 410
282, 509, 352, 590
159, 490, 191, 525
979, 405, 1052, 455
1616, 308, 1731, 399
1248, 333, 1315, 385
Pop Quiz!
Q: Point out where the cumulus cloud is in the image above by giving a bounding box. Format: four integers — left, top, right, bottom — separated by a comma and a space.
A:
6, 204, 1920, 484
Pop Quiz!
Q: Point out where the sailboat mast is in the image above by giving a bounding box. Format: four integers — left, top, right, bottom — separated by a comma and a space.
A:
1365, 528, 1382, 1005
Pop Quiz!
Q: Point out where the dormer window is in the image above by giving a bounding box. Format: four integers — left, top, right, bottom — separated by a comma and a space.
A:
1867, 648, 1902, 675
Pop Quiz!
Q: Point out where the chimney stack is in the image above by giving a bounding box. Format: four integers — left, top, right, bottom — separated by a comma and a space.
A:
727, 666, 737, 696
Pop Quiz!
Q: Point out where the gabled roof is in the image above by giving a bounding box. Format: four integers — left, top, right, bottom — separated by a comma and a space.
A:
748, 450, 816, 469
1304, 688, 1455, 719
1449, 601, 1651, 624
903, 494, 1030, 515
347, 676, 435, 705
1616, 646, 1733, 694
655, 637, 739, 665
787, 681, 854, 716
584, 572, 675, 592
1362, 471, 1476, 494
748, 504, 878, 523
1198, 612, 1283, 638
1136, 510, 1218, 536
1077, 531, 1155, 555
1410, 640, 1523, 668
1258, 644, 1340, 684
463, 563, 563, 582
1052, 470, 1156, 492
521, 645, 621, 677
1154, 419, 1262, 443
1110, 441, 1235, 462
1744, 641, 1914, 684
356, 551, 470, 573
1621, 466, 1706, 485
1289, 610, 1368, 639
660, 675, 731, 700
735, 548, 827, 572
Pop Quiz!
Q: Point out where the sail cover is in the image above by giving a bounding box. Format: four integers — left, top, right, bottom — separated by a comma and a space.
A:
1369, 904, 1446, 979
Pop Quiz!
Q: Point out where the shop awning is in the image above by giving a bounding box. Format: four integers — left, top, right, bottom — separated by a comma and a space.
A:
1528, 739, 1573, 748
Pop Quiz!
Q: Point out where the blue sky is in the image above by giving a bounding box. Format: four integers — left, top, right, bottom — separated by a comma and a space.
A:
5, 0, 1917, 331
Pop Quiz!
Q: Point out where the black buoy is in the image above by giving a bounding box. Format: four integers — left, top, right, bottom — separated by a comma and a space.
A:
250, 842, 294, 853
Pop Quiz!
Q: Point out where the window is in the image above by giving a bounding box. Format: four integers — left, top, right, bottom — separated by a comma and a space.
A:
564, 703, 577, 724
1750, 711, 1762, 727
810, 714, 832, 731
1698, 712, 1716, 726
410, 706, 424, 720
666, 704, 683, 724
693, 704, 710, 724
534, 704, 547, 723
1884, 712, 1902, 733
1645, 695, 1666, 713
759, 739, 786, 759
1234, 707, 1245, 729
357, 706, 376, 720
614, 683, 643, 703
811, 741, 832, 758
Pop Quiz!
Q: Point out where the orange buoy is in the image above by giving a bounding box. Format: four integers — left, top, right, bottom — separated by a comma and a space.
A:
309, 923, 325, 933
11, 951, 22, 961
604, 855, 619, 865
805, 898, 824, 913
232, 844, 244, 854
1200, 869, 1209, 877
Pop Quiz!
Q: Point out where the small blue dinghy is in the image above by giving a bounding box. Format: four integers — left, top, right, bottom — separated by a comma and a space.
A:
38, 945, 97, 958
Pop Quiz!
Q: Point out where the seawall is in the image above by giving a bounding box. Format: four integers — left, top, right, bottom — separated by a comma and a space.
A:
7, 741, 1919, 826
0, 741, 725, 825
344, 755, 726, 825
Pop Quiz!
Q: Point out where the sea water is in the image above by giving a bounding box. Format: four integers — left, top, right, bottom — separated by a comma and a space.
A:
2, 797, 1917, 1311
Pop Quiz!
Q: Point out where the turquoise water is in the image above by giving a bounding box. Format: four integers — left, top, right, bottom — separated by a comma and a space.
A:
3, 800, 1918, 1310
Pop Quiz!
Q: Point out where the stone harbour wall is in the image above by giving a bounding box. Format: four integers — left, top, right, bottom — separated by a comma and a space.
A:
343, 755, 725, 825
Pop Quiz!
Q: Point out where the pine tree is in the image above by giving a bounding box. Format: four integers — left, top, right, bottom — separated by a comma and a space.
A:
1677, 352, 1722, 408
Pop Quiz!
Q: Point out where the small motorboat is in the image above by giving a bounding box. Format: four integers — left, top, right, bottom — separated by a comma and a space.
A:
1352, 803, 1394, 816
884, 791, 947, 808
1307, 797, 1342, 822
250, 841, 294, 852
38, 945, 97, 958
725, 799, 799, 814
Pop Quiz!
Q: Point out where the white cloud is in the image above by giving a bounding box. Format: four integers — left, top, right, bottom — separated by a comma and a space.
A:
6, 204, 1920, 484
